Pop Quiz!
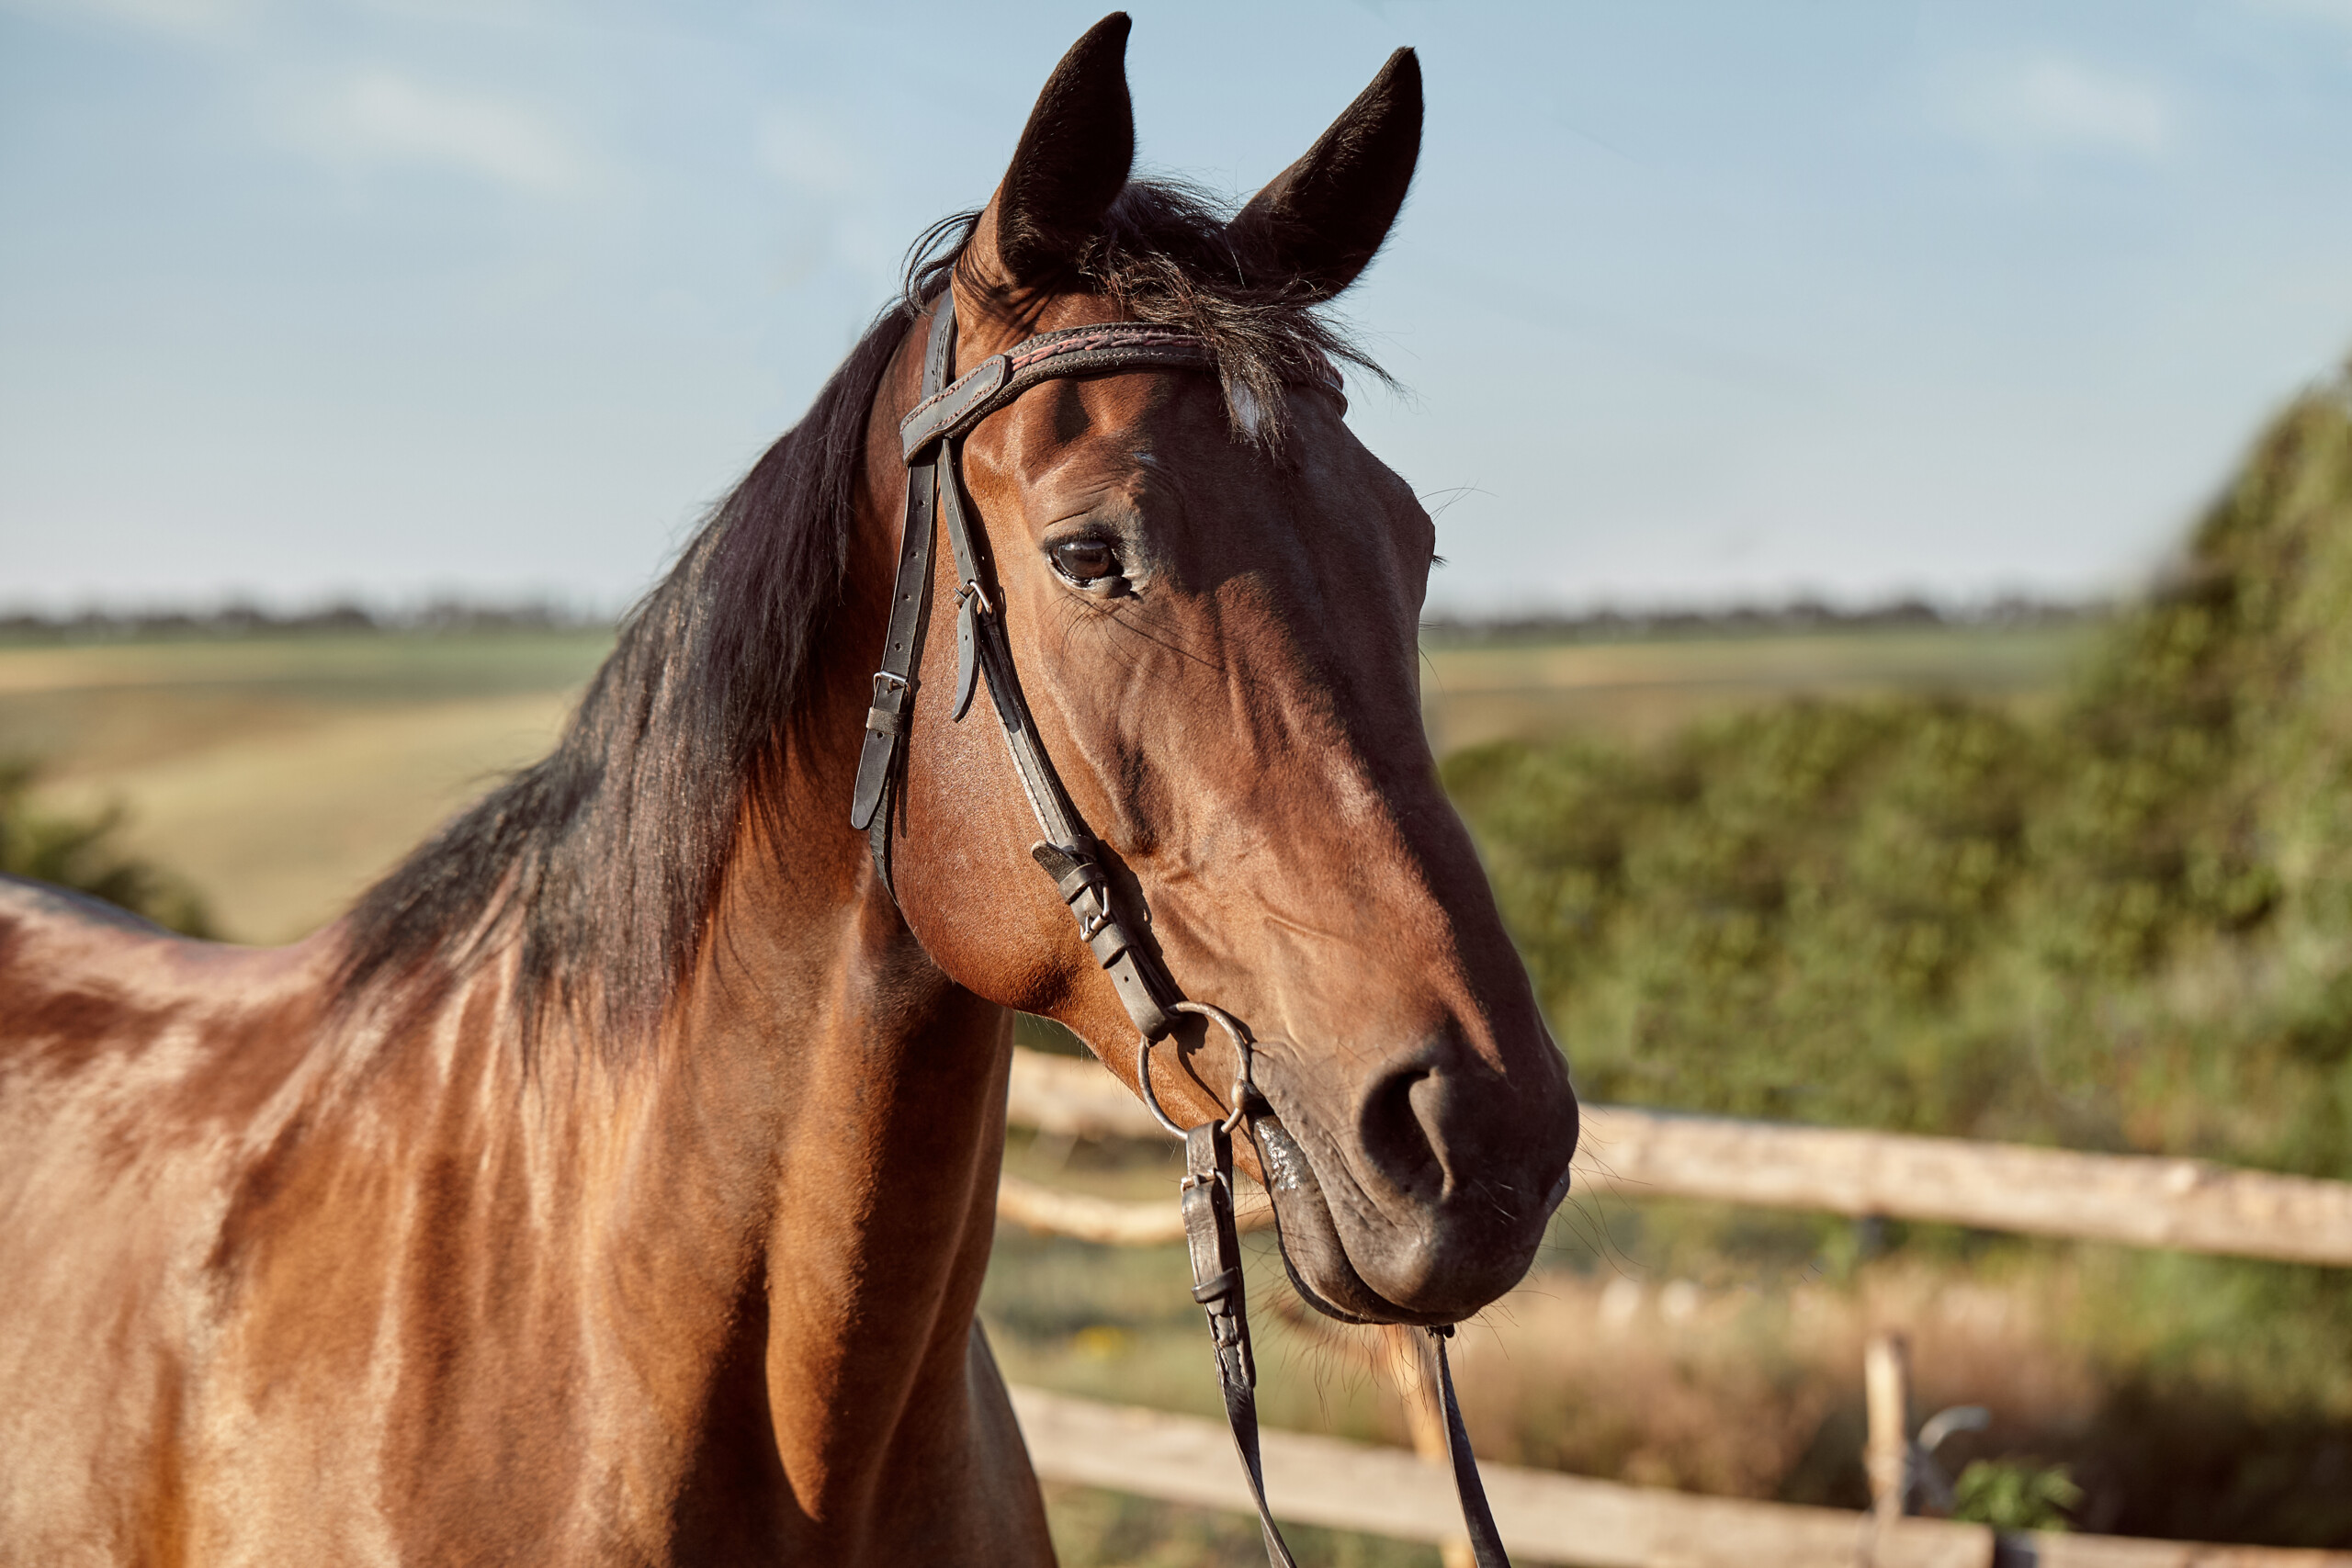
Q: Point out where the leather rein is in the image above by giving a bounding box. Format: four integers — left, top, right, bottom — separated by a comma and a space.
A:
849, 290, 1511, 1568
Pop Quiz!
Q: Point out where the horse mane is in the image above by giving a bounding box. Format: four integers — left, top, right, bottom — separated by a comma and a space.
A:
336, 180, 1380, 1059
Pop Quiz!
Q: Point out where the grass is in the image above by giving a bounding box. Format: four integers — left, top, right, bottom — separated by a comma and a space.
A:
0, 759, 215, 935
1425, 372, 2352, 1547
0, 616, 2195, 1552
987, 1132, 2352, 1550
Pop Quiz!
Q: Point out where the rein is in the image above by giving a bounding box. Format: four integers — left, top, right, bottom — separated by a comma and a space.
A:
850, 291, 1511, 1568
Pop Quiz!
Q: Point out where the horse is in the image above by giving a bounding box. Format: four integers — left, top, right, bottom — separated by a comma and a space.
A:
0, 16, 1579, 1564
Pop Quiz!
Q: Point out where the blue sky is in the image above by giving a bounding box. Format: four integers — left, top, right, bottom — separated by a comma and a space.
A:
4, 1, 2351, 615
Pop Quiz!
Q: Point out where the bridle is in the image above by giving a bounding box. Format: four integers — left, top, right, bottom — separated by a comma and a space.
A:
849, 288, 1512, 1568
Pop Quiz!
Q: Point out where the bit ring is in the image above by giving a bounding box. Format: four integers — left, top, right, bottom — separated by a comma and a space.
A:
1135, 1000, 1259, 1137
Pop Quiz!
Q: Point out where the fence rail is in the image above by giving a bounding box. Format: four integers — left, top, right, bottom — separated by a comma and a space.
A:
995, 1172, 1272, 1247
1010, 1385, 2350, 1568
1003, 1048, 2352, 1266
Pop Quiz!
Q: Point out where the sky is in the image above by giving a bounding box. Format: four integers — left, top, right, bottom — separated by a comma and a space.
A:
4, 1, 2351, 618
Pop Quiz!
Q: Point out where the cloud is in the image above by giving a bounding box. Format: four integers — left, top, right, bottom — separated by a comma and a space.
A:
321, 70, 588, 195
1952, 57, 2172, 158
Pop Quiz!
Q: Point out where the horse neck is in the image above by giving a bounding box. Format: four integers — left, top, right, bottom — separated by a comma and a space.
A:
650, 803, 1016, 1521
576, 417, 1015, 1526
311, 432, 1014, 1538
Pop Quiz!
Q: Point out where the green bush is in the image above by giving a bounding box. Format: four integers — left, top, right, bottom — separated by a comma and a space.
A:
1952, 1459, 2082, 1532
1446, 370, 2352, 1179
1444, 371, 2352, 1540
0, 760, 215, 937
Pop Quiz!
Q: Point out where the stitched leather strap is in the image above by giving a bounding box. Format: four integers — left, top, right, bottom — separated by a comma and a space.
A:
857, 292, 1188, 1042
937, 422, 1178, 1043
1177, 1125, 1513, 1567
901, 323, 1222, 459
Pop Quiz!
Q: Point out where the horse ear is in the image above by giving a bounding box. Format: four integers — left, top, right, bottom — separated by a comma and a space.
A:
1226, 48, 1422, 302
966, 13, 1136, 293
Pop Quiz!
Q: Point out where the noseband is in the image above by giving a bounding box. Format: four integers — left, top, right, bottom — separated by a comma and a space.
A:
849, 291, 1511, 1568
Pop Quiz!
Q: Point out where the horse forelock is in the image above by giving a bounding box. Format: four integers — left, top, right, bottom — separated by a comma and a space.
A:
913, 181, 1388, 451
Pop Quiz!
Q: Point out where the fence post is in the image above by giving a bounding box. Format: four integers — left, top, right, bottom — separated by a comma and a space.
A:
1864, 1330, 1913, 1521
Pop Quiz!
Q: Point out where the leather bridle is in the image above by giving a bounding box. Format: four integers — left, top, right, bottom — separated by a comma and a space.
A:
849, 288, 1512, 1568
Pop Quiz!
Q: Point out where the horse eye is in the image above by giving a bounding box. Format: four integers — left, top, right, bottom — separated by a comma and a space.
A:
1050, 538, 1118, 583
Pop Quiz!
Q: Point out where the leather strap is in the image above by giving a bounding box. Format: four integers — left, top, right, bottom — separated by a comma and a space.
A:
848, 298, 961, 841
1177, 1122, 1512, 1567
938, 432, 1177, 1043
1182, 1121, 1297, 1568
859, 291, 1201, 1043
1430, 1325, 1512, 1567
901, 322, 1225, 460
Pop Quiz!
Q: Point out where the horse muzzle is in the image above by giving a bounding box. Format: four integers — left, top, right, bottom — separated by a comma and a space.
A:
1247, 1035, 1579, 1325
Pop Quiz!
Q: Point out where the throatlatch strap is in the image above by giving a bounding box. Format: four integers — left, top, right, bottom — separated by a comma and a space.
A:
848, 297, 960, 842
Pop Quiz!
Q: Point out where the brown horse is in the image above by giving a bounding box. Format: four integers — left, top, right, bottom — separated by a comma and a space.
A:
0, 17, 1577, 1564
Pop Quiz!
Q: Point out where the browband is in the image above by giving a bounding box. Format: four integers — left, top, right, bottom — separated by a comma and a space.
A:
900, 319, 1345, 459
901, 323, 1211, 457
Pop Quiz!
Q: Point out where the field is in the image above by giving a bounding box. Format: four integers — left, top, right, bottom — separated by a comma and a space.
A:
1417, 620, 2088, 755
0, 630, 610, 942
0, 617, 2125, 1558
0, 620, 2086, 943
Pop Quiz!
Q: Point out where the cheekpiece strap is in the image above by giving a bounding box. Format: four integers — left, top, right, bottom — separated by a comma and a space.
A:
854, 290, 1183, 1043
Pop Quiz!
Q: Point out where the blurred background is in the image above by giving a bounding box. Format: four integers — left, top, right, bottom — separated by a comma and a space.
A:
6, 1, 2352, 1560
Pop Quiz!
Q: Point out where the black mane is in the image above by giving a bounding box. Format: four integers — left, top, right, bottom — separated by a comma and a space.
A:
338, 181, 1377, 1055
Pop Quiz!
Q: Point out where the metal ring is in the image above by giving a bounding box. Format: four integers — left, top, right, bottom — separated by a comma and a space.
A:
1133, 1032, 1189, 1138
1129, 1000, 1259, 1138
1170, 1002, 1257, 1134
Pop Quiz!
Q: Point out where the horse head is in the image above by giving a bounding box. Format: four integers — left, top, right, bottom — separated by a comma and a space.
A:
874, 15, 1579, 1327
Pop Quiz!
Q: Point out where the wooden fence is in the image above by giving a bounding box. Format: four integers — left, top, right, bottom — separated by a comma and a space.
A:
1003, 1047, 2352, 1266
1009, 1384, 2349, 1568
997, 1045, 2352, 1564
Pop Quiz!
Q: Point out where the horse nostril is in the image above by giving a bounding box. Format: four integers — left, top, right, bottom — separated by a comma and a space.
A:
1355, 1063, 1446, 1204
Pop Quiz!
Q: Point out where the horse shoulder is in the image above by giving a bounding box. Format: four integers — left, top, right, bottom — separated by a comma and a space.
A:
0, 876, 358, 1559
